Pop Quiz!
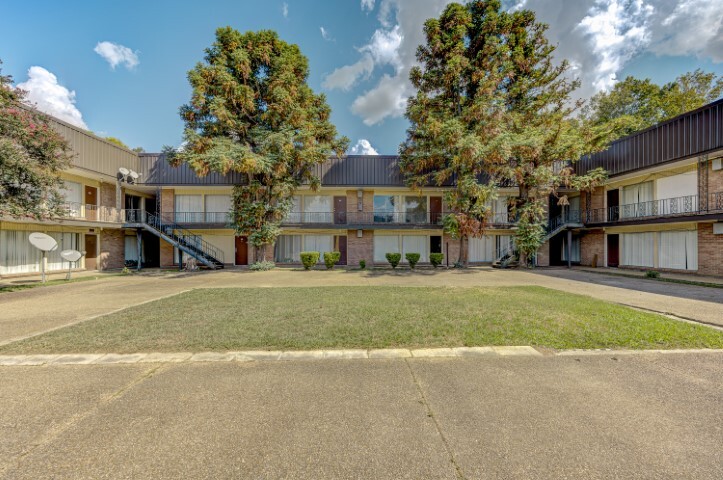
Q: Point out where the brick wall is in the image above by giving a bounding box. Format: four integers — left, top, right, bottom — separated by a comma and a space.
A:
99, 229, 125, 270
161, 188, 175, 215
160, 241, 175, 267
536, 241, 550, 267
346, 189, 374, 215
580, 229, 605, 267
347, 229, 373, 266
708, 161, 723, 202
444, 234, 464, 265
698, 223, 723, 276
580, 187, 605, 212
100, 182, 116, 208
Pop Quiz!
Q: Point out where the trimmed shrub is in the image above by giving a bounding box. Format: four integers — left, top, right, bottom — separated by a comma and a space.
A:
645, 270, 660, 279
385, 252, 402, 269
300, 251, 320, 270
249, 260, 276, 271
359, 259, 366, 270
429, 253, 444, 268
323, 251, 341, 269
405, 252, 420, 269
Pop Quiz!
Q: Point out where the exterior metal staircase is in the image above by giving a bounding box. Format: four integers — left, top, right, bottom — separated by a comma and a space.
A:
491, 246, 519, 269
542, 210, 583, 243
126, 211, 225, 269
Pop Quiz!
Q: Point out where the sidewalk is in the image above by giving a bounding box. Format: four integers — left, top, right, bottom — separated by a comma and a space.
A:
574, 266, 723, 286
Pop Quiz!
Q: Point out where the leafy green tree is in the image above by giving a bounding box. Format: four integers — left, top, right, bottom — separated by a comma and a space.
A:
105, 136, 129, 149
400, 1, 605, 266
0, 60, 72, 219
584, 69, 723, 141
168, 28, 348, 261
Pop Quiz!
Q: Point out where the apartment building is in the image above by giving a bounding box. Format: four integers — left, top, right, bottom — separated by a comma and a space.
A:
540, 98, 723, 277
1, 99, 721, 277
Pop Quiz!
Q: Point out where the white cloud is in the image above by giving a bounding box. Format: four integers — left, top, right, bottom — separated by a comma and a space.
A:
320, 26, 332, 41
94, 41, 139, 70
351, 73, 410, 125
576, 0, 654, 92
349, 138, 380, 155
361, 25, 403, 70
361, 0, 375, 12
651, 0, 723, 62
323, 54, 375, 91
282, 2, 288, 18
17, 66, 87, 129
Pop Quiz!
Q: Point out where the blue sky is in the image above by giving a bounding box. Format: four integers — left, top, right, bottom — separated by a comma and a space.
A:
1, 0, 722, 155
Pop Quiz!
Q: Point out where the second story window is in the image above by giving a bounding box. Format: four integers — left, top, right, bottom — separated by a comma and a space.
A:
304, 195, 332, 223
59, 181, 82, 217
404, 196, 427, 223
204, 195, 232, 223
374, 195, 396, 223
175, 195, 203, 223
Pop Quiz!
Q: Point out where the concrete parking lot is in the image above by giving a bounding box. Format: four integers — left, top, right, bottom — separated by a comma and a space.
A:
1, 352, 721, 479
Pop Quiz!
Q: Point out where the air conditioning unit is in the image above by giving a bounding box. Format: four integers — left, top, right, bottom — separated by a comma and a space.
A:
713, 158, 722, 171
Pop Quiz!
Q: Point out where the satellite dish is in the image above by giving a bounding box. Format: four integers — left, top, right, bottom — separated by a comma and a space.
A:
60, 250, 82, 262
29, 232, 58, 252
129, 170, 139, 180
118, 167, 130, 176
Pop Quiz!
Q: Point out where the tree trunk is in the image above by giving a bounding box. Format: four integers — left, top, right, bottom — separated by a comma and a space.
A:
457, 236, 464, 266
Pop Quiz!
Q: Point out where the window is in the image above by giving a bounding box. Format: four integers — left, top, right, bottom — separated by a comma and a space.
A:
59, 181, 82, 217
496, 235, 514, 258
175, 195, 203, 222
0, 230, 41, 274
374, 235, 399, 263
275, 235, 302, 263
125, 236, 145, 263
374, 195, 396, 223
204, 195, 231, 223
402, 235, 428, 262
561, 235, 581, 263
621, 232, 654, 267
493, 196, 508, 223
404, 196, 427, 223
286, 195, 301, 223
304, 196, 332, 223
621, 182, 653, 218
303, 235, 334, 261
468, 236, 495, 262
659, 231, 697, 270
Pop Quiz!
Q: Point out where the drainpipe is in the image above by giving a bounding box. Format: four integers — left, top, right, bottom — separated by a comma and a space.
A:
136, 229, 142, 272
567, 229, 572, 269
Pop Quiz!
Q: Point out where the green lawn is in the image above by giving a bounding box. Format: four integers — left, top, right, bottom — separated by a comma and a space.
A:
1, 286, 721, 354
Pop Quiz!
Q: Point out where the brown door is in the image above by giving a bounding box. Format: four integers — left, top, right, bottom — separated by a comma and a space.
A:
335, 235, 347, 265
85, 186, 98, 221
607, 189, 619, 221
235, 236, 248, 265
334, 196, 347, 224
607, 234, 619, 267
85, 234, 98, 270
430, 196, 442, 224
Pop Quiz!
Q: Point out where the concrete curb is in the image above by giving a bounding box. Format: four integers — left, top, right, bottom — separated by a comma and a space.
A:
0, 347, 720, 366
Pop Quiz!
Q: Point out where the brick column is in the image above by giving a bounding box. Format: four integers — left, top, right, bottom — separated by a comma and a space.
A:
580, 229, 605, 267
99, 229, 125, 270
698, 223, 723, 276
347, 229, 373, 267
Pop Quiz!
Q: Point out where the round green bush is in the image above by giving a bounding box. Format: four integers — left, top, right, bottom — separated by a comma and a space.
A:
385, 252, 401, 269
300, 251, 320, 270
323, 251, 341, 269
405, 252, 420, 269
359, 259, 366, 269
429, 253, 444, 268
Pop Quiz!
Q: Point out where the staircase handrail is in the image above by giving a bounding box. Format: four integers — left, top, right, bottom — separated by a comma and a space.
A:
146, 213, 225, 265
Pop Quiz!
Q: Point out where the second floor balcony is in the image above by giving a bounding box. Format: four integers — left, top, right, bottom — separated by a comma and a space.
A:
584, 192, 723, 224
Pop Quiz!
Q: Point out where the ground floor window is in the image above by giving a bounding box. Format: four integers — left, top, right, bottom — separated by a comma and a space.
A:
374, 235, 430, 263
620, 232, 655, 268
274, 234, 337, 263
658, 231, 697, 270
124, 235, 146, 264
468, 235, 514, 262
561, 235, 581, 263
0, 230, 80, 274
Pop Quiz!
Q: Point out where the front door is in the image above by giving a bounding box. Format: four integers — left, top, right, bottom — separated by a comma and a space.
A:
607, 189, 619, 221
430, 197, 442, 224
334, 196, 347, 224
85, 234, 98, 270
607, 234, 619, 267
85, 186, 98, 221
335, 235, 347, 265
235, 236, 248, 265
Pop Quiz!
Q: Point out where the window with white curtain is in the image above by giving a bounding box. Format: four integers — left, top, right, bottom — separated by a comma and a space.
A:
124, 236, 145, 263
175, 195, 203, 222
496, 235, 514, 258
621, 182, 653, 218
59, 181, 82, 217
274, 235, 302, 263
286, 195, 301, 223
204, 195, 231, 223
374, 235, 399, 263
304, 196, 332, 223
561, 235, 581, 263
45, 232, 80, 271
468, 235, 495, 262
659, 231, 697, 270
493, 196, 508, 222
303, 235, 334, 261
621, 232, 655, 267
402, 235, 428, 262
0, 230, 41, 274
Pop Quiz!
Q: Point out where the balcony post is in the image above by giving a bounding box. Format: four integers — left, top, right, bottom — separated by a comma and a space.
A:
567, 229, 572, 269
136, 229, 142, 272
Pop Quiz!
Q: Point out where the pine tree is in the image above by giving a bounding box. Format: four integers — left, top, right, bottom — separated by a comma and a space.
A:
0, 60, 72, 219
169, 28, 348, 262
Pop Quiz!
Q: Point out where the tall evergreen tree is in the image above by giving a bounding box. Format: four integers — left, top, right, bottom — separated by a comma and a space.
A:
0, 60, 72, 219
401, 1, 605, 266
169, 28, 348, 262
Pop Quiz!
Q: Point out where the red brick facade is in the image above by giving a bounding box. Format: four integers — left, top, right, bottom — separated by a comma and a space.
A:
580, 229, 604, 267
99, 229, 125, 270
346, 229, 373, 267
698, 223, 723, 276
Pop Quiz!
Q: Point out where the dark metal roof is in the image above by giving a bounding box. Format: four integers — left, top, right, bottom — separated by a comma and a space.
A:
138, 154, 453, 187
577, 98, 723, 177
